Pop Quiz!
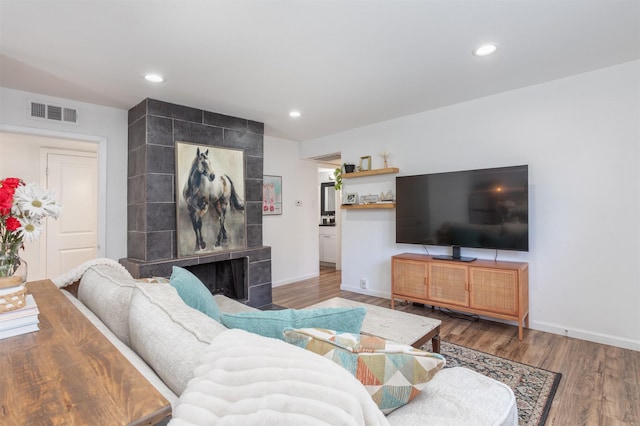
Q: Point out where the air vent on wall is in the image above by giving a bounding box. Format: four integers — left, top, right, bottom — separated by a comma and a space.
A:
28, 100, 79, 125
311, 152, 342, 163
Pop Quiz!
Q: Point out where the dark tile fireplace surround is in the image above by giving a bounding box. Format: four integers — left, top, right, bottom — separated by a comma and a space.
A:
119, 98, 272, 308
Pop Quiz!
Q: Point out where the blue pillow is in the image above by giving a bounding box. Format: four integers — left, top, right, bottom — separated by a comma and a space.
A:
169, 266, 221, 322
219, 307, 367, 340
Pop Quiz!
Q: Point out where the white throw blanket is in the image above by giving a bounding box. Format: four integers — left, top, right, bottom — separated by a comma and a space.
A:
52, 258, 132, 288
169, 329, 390, 426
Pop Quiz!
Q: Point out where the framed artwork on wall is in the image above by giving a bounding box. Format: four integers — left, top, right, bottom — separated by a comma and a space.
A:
175, 141, 246, 257
263, 175, 282, 215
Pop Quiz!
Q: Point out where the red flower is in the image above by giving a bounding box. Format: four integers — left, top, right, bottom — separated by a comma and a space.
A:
2, 178, 22, 190
0, 190, 13, 216
0, 178, 22, 216
5, 216, 20, 232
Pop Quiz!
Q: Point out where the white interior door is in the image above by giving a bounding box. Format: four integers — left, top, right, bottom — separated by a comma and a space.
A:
45, 152, 98, 277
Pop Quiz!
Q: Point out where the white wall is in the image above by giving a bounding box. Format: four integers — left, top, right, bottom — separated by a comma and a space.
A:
0, 87, 129, 263
300, 60, 640, 351
263, 135, 320, 286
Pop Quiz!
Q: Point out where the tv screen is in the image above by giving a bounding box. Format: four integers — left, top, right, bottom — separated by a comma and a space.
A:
396, 165, 528, 252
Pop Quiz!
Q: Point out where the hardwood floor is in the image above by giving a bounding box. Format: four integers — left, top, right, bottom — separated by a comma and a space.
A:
273, 266, 640, 425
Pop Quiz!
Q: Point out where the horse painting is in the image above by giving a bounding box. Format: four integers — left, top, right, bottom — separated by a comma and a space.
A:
181, 146, 244, 253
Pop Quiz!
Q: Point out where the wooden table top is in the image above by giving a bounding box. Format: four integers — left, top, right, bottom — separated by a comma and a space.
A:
0, 280, 171, 425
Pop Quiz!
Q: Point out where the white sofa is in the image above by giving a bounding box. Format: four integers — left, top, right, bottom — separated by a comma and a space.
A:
56, 262, 518, 425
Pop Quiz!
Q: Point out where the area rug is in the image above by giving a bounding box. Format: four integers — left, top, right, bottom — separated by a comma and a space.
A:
426, 341, 562, 426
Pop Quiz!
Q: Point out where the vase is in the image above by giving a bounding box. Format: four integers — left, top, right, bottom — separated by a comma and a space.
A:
0, 243, 28, 289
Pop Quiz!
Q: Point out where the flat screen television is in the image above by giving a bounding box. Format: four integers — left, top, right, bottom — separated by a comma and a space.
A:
396, 165, 528, 260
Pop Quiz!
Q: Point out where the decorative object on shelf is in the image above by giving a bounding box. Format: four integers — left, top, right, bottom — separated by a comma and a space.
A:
380, 151, 392, 168
343, 163, 356, 173
0, 177, 62, 311
359, 156, 372, 172
343, 193, 359, 205
333, 168, 343, 190
360, 194, 380, 204
380, 190, 395, 202
263, 175, 283, 216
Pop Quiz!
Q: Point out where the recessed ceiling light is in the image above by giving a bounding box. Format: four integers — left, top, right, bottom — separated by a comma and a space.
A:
473, 44, 498, 57
289, 110, 302, 118
144, 74, 164, 83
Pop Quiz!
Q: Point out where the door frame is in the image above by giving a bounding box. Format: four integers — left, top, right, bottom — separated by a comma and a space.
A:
0, 124, 107, 261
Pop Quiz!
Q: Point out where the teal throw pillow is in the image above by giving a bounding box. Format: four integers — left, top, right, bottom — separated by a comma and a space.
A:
169, 266, 221, 322
219, 307, 367, 340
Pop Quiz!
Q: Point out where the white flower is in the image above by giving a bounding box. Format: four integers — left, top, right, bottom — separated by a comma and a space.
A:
16, 217, 42, 243
13, 183, 59, 219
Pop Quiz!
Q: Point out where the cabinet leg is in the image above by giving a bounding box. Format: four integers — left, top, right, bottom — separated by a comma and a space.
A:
518, 322, 524, 341
391, 298, 395, 309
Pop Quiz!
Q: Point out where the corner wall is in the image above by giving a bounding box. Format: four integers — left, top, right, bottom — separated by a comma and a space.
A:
263, 135, 320, 286
300, 60, 640, 351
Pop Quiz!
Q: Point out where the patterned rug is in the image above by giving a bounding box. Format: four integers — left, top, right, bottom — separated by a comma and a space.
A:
424, 341, 562, 426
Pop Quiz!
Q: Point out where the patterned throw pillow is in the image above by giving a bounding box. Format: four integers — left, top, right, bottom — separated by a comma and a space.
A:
284, 328, 446, 414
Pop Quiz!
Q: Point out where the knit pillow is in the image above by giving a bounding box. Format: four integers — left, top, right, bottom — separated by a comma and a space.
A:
284, 328, 446, 414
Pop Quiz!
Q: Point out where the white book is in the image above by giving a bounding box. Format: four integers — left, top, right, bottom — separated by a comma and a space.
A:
0, 323, 39, 339
0, 295, 39, 322
0, 315, 39, 331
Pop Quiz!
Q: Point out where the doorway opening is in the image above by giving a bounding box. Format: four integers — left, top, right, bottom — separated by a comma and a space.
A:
313, 153, 342, 271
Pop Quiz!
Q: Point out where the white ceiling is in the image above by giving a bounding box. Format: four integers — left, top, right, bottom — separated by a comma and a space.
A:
1, 1, 639, 142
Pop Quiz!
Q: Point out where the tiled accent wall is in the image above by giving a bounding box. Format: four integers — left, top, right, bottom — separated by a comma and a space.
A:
120, 98, 272, 307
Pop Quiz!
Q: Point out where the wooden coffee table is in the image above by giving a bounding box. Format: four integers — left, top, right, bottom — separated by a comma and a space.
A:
0, 280, 171, 425
308, 297, 441, 352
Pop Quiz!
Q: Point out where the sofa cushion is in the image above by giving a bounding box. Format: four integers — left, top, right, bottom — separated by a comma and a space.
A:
386, 367, 518, 426
284, 328, 446, 414
77, 264, 137, 346
213, 294, 257, 314
169, 329, 390, 426
128, 282, 227, 396
219, 306, 366, 340
169, 266, 221, 321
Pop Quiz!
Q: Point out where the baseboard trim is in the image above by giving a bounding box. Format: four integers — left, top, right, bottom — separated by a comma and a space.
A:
272, 273, 319, 288
339, 284, 390, 300
531, 320, 640, 352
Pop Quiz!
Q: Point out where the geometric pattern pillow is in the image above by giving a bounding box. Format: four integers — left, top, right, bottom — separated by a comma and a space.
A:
283, 327, 446, 414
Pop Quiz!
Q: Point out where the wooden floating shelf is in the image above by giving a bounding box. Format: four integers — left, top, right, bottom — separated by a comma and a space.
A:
341, 203, 396, 210
341, 167, 400, 178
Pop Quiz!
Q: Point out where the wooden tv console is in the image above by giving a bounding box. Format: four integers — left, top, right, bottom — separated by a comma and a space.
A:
391, 253, 529, 340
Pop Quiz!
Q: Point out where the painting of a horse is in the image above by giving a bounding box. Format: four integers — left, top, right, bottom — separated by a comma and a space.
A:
176, 143, 245, 256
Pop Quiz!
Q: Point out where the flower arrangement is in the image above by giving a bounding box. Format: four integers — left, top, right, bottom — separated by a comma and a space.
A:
0, 177, 63, 278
